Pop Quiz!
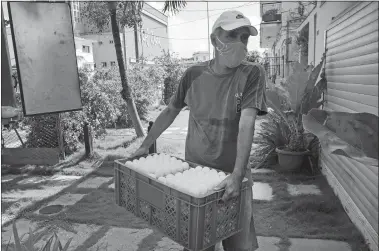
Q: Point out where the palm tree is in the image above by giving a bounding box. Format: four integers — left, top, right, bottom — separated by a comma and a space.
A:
81, 1, 186, 138
162, 1, 187, 14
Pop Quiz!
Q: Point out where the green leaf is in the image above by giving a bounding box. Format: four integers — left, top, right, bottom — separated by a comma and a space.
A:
24, 227, 35, 251
61, 238, 73, 251
51, 233, 60, 251
302, 109, 378, 166
286, 62, 311, 112
41, 235, 54, 251
13, 221, 23, 251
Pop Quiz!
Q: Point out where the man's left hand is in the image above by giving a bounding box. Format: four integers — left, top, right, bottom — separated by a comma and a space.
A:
214, 173, 242, 202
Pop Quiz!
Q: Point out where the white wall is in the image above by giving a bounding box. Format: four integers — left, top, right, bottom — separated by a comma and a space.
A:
297, 1, 356, 66
74, 37, 95, 70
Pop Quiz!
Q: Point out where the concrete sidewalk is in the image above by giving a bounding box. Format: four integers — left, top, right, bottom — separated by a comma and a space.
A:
1, 162, 353, 251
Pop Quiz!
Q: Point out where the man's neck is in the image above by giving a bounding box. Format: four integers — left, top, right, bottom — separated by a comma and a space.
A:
211, 55, 235, 75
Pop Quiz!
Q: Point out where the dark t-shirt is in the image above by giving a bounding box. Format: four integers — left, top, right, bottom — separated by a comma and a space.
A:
170, 60, 268, 173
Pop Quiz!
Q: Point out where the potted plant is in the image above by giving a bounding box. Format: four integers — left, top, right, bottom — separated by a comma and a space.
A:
265, 52, 327, 172
262, 9, 280, 22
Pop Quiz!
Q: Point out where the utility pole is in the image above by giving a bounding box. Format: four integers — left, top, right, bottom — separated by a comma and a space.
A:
285, 20, 290, 78
206, 1, 210, 59
134, 24, 139, 63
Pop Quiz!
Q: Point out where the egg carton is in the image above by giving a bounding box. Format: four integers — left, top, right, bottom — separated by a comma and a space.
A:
114, 154, 249, 251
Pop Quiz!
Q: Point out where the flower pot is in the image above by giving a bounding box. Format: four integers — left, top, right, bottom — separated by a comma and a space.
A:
262, 13, 281, 22
275, 146, 309, 172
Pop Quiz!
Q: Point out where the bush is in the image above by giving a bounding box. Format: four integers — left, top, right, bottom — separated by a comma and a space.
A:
24, 68, 122, 155
106, 62, 165, 128
251, 109, 291, 168
154, 50, 186, 105
22, 61, 165, 155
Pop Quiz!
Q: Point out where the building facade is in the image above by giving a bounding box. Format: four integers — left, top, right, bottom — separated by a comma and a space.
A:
74, 36, 95, 70
75, 2, 169, 69
193, 51, 209, 62
261, 1, 378, 250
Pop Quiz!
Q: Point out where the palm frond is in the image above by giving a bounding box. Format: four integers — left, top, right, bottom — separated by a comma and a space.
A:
163, 1, 187, 15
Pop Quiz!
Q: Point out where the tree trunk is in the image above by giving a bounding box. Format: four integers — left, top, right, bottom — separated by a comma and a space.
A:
107, 2, 145, 137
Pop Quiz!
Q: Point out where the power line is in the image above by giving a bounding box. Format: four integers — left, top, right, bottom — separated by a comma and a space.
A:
137, 2, 259, 31
165, 2, 260, 12
139, 22, 262, 41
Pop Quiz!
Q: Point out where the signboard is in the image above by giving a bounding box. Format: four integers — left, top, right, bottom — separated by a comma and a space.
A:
8, 2, 82, 116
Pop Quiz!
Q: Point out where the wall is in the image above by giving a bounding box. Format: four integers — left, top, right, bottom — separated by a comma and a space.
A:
135, 12, 169, 61
296, 1, 355, 66
321, 2, 378, 250
74, 37, 95, 70
81, 33, 125, 69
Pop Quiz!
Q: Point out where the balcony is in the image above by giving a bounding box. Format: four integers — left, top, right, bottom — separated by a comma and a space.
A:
261, 2, 282, 23
260, 2, 282, 48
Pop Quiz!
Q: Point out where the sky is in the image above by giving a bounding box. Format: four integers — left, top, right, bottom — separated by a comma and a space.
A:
148, 1, 265, 59
2, 1, 265, 59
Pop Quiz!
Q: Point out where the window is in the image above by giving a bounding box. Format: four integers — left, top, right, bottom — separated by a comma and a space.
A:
110, 61, 116, 66
101, 62, 107, 67
110, 40, 114, 44
82, 45, 90, 53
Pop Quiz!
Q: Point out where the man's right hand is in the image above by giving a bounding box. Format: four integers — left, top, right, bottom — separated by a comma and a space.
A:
129, 146, 149, 159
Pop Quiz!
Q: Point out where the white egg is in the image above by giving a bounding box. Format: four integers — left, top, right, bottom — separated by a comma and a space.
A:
162, 167, 170, 176
183, 170, 190, 176
198, 184, 208, 196
175, 172, 183, 178
209, 169, 218, 176
195, 166, 203, 172
218, 171, 226, 177
149, 173, 157, 179
158, 177, 166, 184
191, 187, 201, 197
202, 167, 210, 172
181, 162, 189, 171
156, 169, 164, 177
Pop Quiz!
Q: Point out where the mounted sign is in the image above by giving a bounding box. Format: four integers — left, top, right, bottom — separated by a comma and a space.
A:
8, 2, 82, 116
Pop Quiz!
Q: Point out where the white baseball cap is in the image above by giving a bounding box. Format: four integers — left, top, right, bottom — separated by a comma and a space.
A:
212, 10, 258, 36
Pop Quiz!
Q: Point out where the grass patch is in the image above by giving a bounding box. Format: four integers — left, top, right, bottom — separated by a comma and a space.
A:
251, 167, 370, 251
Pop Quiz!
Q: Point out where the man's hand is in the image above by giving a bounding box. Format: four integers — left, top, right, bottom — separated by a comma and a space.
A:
213, 173, 242, 202
129, 146, 149, 159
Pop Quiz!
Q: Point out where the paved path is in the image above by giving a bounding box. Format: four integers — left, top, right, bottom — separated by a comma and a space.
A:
1, 163, 353, 251
0, 110, 356, 251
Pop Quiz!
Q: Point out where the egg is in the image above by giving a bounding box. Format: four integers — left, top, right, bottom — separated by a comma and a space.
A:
198, 184, 208, 195
195, 166, 203, 172
218, 171, 226, 177
183, 170, 190, 176
149, 173, 157, 179
202, 167, 210, 172
181, 162, 190, 171
209, 169, 218, 176
158, 177, 166, 184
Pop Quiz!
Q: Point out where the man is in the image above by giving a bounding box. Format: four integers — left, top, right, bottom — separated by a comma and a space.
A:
131, 10, 267, 251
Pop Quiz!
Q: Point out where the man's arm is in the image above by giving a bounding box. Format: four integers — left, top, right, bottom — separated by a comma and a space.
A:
232, 107, 258, 182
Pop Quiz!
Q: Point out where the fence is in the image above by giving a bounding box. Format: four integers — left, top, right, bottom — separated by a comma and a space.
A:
263, 56, 284, 83
1, 111, 64, 166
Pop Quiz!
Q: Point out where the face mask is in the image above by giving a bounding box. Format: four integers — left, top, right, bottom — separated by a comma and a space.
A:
216, 36, 247, 68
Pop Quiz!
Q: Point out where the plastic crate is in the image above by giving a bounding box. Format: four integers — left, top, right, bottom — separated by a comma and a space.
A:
114, 154, 249, 251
